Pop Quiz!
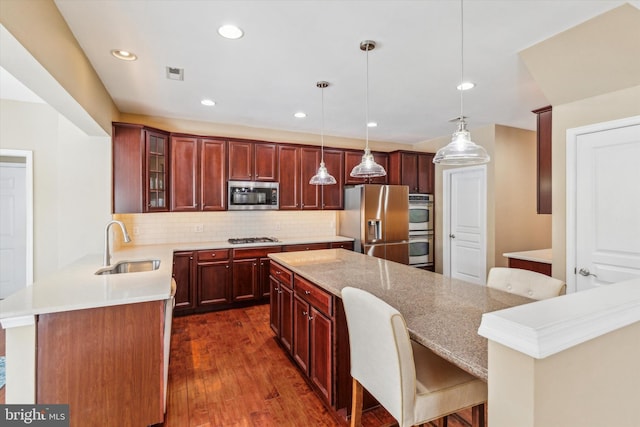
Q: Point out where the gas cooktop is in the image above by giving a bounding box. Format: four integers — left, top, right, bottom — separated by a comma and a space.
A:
228, 237, 280, 245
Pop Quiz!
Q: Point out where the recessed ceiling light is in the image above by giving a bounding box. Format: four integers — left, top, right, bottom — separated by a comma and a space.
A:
457, 82, 475, 91
111, 49, 137, 61
201, 99, 216, 106
294, 112, 307, 118
218, 25, 244, 40
367, 121, 378, 128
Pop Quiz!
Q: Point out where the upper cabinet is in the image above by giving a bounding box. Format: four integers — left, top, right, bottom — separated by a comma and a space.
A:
279, 145, 345, 210
344, 150, 389, 185
228, 140, 277, 182
388, 151, 434, 194
171, 136, 226, 212
533, 106, 552, 214
112, 123, 170, 213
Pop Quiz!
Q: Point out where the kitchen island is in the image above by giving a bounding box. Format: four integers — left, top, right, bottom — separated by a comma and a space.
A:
268, 249, 532, 416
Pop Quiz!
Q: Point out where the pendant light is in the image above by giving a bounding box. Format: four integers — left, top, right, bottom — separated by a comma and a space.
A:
309, 81, 337, 185
433, 0, 490, 166
350, 40, 387, 178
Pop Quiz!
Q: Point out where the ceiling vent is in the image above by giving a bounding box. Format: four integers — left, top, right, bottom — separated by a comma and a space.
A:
166, 66, 184, 81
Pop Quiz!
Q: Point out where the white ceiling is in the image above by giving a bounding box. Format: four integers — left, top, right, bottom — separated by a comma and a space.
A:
52, 0, 638, 145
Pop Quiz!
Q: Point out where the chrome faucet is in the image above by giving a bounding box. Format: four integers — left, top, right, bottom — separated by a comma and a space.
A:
103, 220, 132, 266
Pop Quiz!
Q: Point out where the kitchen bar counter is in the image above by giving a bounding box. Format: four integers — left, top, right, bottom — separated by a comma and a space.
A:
0, 235, 353, 320
502, 248, 552, 264
269, 249, 532, 380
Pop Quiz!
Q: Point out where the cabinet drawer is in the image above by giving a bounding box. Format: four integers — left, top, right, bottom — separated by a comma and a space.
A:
283, 243, 330, 252
197, 249, 229, 262
232, 246, 281, 259
270, 262, 293, 288
330, 241, 354, 251
294, 276, 332, 316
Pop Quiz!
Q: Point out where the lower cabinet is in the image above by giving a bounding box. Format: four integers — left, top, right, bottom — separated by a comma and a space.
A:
173, 240, 352, 315
272, 262, 334, 405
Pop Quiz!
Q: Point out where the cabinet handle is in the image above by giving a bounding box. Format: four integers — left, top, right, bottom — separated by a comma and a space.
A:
304, 290, 311, 295
308, 315, 314, 320
253, 263, 257, 266
226, 265, 229, 269
275, 286, 280, 292
260, 262, 264, 266
212, 253, 216, 257
276, 271, 281, 275
302, 311, 308, 316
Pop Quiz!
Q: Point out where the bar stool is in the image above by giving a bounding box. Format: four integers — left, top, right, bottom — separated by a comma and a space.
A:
487, 267, 566, 300
341, 287, 487, 427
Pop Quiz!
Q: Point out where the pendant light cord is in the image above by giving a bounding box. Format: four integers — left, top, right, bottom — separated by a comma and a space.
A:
460, 0, 464, 122
320, 84, 325, 161
365, 44, 370, 151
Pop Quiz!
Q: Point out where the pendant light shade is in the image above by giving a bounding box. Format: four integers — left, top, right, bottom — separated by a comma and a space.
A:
350, 40, 387, 178
433, 0, 490, 166
310, 81, 337, 185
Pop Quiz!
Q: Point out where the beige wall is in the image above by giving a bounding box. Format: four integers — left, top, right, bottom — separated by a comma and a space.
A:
0, 0, 119, 135
551, 85, 640, 280
489, 320, 640, 427
0, 99, 111, 279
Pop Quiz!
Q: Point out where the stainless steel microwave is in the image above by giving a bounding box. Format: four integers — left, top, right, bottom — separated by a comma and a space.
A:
228, 181, 279, 210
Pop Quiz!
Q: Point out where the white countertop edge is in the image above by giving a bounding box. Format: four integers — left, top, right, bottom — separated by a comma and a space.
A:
0, 315, 36, 329
478, 277, 640, 359
502, 248, 552, 264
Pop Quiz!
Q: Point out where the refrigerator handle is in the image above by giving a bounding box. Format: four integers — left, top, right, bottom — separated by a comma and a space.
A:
367, 219, 382, 241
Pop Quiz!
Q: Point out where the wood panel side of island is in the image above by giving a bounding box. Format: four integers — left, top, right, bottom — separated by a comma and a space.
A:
37, 300, 165, 426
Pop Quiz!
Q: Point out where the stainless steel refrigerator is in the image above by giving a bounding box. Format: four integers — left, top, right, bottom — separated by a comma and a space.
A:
339, 184, 410, 264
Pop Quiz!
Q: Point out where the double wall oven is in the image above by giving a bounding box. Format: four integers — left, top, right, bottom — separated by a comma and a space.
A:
408, 194, 434, 268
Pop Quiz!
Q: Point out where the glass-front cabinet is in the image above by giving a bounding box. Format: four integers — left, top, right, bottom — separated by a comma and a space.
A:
146, 130, 169, 211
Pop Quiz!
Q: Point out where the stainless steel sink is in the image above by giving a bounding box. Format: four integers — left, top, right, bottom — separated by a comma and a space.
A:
95, 259, 161, 275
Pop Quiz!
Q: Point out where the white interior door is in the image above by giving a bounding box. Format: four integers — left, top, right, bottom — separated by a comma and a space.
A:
0, 161, 27, 298
444, 166, 487, 285
567, 117, 640, 292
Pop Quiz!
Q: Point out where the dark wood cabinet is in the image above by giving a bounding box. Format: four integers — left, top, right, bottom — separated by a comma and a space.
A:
344, 150, 389, 185
171, 136, 226, 211
228, 140, 277, 181
389, 151, 434, 194
112, 123, 170, 213
293, 294, 311, 372
172, 251, 195, 314
533, 106, 552, 214
330, 241, 354, 251
278, 145, 301, 209
507, 257, 552, 276
282, 242, 331, 252
196, 250, 231, 307
232, 246, 281, 302
321, 148, 344, 209
280, 145, 344, 210
270, 262, 294, 353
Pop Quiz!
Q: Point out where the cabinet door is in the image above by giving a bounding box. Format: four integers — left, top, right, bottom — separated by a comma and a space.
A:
228, 140, 253, 181
259, 257, 272, 298
279, 283, 293, 353
269, 276, 281, 336
232, 258, 259, 302
533, 106, 552, 214
310, 307, 332, 403
254, 143, 278, 181
170, 136, 199, 211
417, 153, 434, 194
172, 251, 195, 312
321, 148, 344, 210
370, 152, 389, 184
293, 294, 310, 374
401, 153, 419, 193
200, 138, 227, 211
300, 147, 321, 210
278, 145, 300, 210
145, 130, 170, 212
112, 123, 145, 213
197, 261, 231, 306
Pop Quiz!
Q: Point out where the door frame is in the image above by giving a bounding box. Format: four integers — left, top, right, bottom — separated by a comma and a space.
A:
442, 165, 488, 281
0, 149, 34, 287
565, 115, 640, 293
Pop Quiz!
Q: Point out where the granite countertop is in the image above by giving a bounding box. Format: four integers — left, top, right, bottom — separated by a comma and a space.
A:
0, 235, 352, 321
503, 248, 552, 264
269, 249, 533, 381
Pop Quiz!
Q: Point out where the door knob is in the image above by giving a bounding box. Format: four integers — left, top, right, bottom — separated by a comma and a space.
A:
578, 268, 597, 278
449, 234, 456, 239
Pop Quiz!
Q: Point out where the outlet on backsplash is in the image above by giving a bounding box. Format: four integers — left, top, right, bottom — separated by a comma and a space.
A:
194, 224, 204, 233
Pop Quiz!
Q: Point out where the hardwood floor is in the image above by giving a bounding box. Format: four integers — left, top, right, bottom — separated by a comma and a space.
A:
163, 304, 478, 427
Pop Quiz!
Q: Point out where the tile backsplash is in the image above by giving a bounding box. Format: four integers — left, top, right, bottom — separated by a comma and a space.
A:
113, 210, 338, 247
